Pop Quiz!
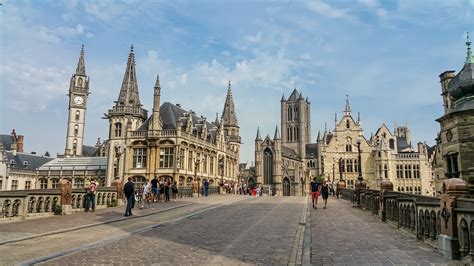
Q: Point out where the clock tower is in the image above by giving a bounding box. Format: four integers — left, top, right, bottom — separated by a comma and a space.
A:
65, 45, 90, 157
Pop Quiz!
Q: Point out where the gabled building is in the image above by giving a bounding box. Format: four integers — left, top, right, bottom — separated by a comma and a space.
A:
103, 46, 241, 187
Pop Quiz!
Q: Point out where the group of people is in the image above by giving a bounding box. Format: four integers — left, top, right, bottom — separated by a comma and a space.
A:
123, 177, 178, 217
310, 177, 331, 209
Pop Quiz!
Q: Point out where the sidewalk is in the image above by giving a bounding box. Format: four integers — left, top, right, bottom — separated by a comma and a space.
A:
0, 195, 238, 244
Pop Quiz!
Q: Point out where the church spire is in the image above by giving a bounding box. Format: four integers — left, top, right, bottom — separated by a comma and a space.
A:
256, 127, 262, 141
466, 30, 474, 64
75, 44, 86, 76
274, 125, 281, 140
344, 95, 351, 116
116, 45, 142, 108
221, 80, 239, 127
151, 74, 161, 131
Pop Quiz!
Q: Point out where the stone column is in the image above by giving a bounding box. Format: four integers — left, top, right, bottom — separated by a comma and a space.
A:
112, 178, 124, 206
379, 179, 393, 221
438, 178, 469, 260
59, 179, 72, 215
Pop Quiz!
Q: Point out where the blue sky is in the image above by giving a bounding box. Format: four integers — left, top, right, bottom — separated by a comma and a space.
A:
0, 0, 473, 163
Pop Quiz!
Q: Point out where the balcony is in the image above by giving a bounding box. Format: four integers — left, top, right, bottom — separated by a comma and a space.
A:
106, 106, 148, 119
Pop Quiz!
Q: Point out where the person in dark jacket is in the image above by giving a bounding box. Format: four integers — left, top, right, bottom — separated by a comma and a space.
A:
123, 177, 135, 216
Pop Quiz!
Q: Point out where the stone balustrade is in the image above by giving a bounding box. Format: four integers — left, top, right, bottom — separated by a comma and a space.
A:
340, 178, 473, 262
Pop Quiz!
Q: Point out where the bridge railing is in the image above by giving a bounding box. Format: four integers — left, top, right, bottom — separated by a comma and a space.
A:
0, 189, 62, 219
338, 179, 473, 261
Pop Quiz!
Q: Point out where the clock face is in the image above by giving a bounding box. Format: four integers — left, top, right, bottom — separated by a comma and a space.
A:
74, 96, 84, 105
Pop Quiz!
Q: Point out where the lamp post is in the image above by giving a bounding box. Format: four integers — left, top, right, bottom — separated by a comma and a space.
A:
354, 139, 366, 207
194, 155, 203, 197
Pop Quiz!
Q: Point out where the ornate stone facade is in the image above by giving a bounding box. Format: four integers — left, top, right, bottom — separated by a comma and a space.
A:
104, 47, 240, 187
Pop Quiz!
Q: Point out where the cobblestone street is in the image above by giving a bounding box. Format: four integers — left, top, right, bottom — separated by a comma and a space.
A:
0, 195, 457, 265
311, 197, 450, 265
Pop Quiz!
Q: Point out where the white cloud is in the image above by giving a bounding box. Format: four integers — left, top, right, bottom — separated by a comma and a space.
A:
306, 0, 355, 21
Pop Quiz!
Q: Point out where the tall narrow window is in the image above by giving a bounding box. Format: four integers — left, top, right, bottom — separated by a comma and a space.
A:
179, 148, 185, 169
11, 180, 18, 190
346, 120, 350, 129
133, 148, 147, 168
188, 150, 193, 171
114, 123, 122, 137
210, 156, 214, 175
347, 159, 353, 172
160, 147, 175, 168
75, 110, 80, 121
446, 153, 459, 177
354, 159, 358, 173
51, 179, 59, 189
341, 159, 346, 173
203, 155, 208, 173
378, 165, 383, 178
25, 181, 31, 190
40, 179, 48, 189
74, 124, 79, 136
384, 164, 388, 178
263, 148, 274, 184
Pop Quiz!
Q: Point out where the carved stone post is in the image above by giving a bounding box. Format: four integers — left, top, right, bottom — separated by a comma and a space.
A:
336, 180, 346, 199
379, 179, 393, 221
59, 179, 72, 215
112, 178, 124, 206
438, 178, 469, 260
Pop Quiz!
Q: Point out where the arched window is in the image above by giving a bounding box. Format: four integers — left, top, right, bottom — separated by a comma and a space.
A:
74, 178, 84, 189
115, 122, 122, 137
294, 126, 299, 141
75, 110, 80, 121
289, 126, 293, 141
74, 124, 79, 136
263, 148, 274, 184
40, 178, 48, 189
287, 127, 291, 141
288, 106, 292, 121
78, 77, 83, 86
384, 164, 388, 178
294, 106, 299, 120
346, 120, 350, 129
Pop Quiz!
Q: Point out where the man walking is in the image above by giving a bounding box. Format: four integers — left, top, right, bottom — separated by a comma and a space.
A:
150, 176, 159, 202
204, 179, 209, 196
310, 177, 320, 209
85, 178, 97, 212
123, 177, 135, 216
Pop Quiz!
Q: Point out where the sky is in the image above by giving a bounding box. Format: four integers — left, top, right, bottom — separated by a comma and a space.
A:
0, 0, 473, 164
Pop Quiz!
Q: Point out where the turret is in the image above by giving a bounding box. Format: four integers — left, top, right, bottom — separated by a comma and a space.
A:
150, 74, 162, 131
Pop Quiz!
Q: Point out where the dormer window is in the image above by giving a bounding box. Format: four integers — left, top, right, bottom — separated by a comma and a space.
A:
10, 159, 16, 167
23, 161, 29, 169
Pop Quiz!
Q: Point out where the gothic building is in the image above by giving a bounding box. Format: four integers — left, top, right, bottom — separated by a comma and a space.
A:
255, 90, 435, 196
433, 33, 474, 194
103, 46, 240, 187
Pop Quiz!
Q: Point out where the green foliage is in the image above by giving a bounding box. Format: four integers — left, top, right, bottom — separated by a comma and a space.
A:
107, 199, 117, 207
52, 205, 62, 215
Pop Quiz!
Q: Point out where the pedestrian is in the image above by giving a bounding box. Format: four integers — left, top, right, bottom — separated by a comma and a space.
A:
204, 179, 209, 196
165, 181, 171, 202
123, 177, 135, 216
321, 179, 330, 209
159, 181, 165, 202
256, 186, 261, 197
171, 182, 178, 201
85, 178, 97, 212
140, 180, 151, 209
310, 177, 319, 209
150, 176, 159, 202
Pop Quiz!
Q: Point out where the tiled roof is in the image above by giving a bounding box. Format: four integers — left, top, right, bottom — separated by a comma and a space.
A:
0, 134, 14, 151
5, 151, 54, 171
281, 145, 299, 159
39, 157, 107, 171
305, 143, 318, 158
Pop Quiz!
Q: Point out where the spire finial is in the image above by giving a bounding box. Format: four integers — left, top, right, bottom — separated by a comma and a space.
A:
130, 44, 134, 53
75, 44, 86, 76
466, 30, 473, 64
228, 80, 231, 90
155, 74, 160, 87
81, 44, 84, 55
344, 94, 351, 116
256, 126, 262, 141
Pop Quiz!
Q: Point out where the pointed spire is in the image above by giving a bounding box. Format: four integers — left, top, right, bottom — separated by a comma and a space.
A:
281, 93, 286, 101
75, 44, 86, 76
324, 123, 328, 133
317, 130, 321, 141
116, 44, 142, 109
357, 112, 360, 124
466, 30, 474, 64
274, 125, 281, 140
221, 80, 239, 127
256, 127, 262, 141
154, 74, 161, 95
344, 94, 351, 116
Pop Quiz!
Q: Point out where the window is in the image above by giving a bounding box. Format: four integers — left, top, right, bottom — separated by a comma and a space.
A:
287, 127, 291, 141
346, 144, 352, 152
11, 180, 18, 190
25, 181, 31, 190
188, 150, 194, 171
288, 106, 292, 121
341, 159, 346, 172
73, 138, 77, 154
179, 148, 185, 169
405, 165, 412, 178
114, 122, 122, 138
23, 161, 29, 169
40, 179, 48, 189
446, 153, 459, 177
210, 156, 214, 174
160, 147, 174, 168
389, 139, 395, 149
384, 165, 388, 178
413, 165, 420, 179
203, 155, 208, 173
74, 124, 79, 136
0, 178, 2, 190
195, 153, 201, 171
74, 178, 84, 189
133, 148, 147, 168
346, 120, 350, 128
75, 110, 80, 121
378, 165, 382, 178
51, 179, 59, 189
347, 159, 353, 172
78, 77, 83, 86
397, 165, 404, 178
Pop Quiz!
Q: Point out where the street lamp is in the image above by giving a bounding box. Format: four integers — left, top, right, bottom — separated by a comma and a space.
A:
194, 155, 203, 197
354, 139, 367, 207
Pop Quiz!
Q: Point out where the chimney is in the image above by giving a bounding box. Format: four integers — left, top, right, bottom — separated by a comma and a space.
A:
16, 135, 24, 153
417, 142, 425, 154
439, 70, 456, 114
10, 129, 17, 151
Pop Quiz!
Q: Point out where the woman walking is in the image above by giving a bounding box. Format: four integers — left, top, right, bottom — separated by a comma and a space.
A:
171, 182, 178, 201
321, 179, 330, 209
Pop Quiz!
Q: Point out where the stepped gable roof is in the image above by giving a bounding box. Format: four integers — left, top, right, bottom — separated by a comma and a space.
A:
281, 145, 299, 159
305, 143, 318, 158
39, 157, 107, 171
0, 134, 14, 151
82, 145, 99, 157
5, 151, 53, 170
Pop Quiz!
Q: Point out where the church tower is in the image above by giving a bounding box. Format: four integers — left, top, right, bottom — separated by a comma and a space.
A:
281, 89, 311, 157
65, 45, 90, 157
221, 81, 241, 153
104, 45, 148, 184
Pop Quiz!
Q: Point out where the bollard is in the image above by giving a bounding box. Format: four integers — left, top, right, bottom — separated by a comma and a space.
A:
379, 179, 393, 222
59, 179, 72, 215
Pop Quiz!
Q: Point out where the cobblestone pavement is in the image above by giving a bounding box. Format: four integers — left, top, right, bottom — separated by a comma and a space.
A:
0, 195, 245, 265
311, 197, 451, 265
39, 196, 306, 265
